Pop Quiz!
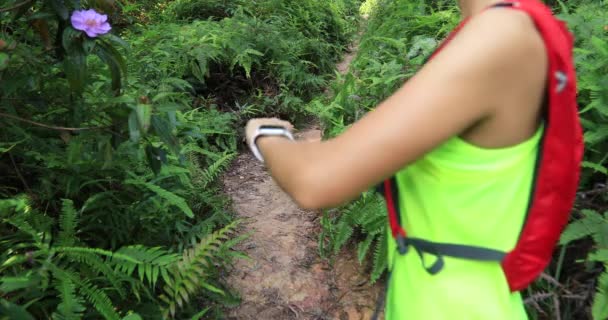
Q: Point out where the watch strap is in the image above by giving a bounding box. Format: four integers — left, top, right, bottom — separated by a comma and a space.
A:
249, 125, 294, 162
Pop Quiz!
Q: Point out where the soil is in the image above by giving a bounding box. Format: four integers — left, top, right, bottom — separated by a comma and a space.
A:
222, 42, 384, 320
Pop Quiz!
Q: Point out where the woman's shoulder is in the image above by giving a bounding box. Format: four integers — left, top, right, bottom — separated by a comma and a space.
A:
459, 8, 546, 66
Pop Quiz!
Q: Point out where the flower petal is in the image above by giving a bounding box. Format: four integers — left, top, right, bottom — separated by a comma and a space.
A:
72, 20, 88, 31
85, 29, 99, 38
97, 22, 111, 34
70, 11, 85, 24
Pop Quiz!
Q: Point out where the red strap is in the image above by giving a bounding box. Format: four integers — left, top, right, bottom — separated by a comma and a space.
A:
384, 179, 406, 238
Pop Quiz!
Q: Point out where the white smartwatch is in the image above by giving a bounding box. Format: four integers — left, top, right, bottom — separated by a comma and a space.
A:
249, 125, 294, 162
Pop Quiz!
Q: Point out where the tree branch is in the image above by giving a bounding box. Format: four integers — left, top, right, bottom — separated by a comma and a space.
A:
0, 0, 33, 13
0, 112, 109, 131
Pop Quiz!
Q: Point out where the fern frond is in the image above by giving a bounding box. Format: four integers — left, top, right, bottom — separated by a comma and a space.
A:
593, 270, 608, 320
79, 280, 120, 320
559, 209, 604, 245
55, 246, 141, 264
182, 144, 223, 161
332, 218, 354, 254
189, 307, 210, 320
59, 251, 126, 298
125, 179, 194, 218
52, 277, 86, 320
111, 245, 179, 288
160, 220, 239, 318
357, 233, 375, 263
48, 266, 119, 320
370, 232, 387, 283
589, 249, 608, 263
198, 152, 235, 188
57, 199, 78, 247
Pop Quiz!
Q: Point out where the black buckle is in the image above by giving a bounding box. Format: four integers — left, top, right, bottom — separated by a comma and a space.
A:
394, 236, 445, 275
396, 234, 408, 255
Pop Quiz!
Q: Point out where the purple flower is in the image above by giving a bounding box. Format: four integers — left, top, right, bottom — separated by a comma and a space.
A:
70, 9, 111, 38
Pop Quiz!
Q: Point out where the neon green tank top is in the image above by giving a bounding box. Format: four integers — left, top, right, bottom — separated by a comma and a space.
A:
385, 125, 544, 320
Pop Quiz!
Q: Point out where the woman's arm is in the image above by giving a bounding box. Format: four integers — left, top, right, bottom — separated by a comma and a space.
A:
247, 9, 546, 209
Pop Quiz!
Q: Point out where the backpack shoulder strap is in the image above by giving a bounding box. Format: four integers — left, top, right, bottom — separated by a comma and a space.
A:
490, 0, 584, 292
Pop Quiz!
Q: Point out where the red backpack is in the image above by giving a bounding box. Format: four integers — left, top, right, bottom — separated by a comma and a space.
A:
379, 0, 584, 292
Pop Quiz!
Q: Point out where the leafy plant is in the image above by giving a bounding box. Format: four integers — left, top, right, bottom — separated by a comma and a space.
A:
124, 2, 356, 122
558, 209, 608, 320
318, 191, 387, 282
1, 0, 361, 318
0, 197, 240, 319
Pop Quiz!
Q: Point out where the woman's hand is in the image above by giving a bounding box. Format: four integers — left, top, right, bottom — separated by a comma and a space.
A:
245, 117, 294, 150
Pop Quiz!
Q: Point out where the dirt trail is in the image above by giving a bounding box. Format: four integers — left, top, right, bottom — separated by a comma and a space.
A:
223, 44, 383, 320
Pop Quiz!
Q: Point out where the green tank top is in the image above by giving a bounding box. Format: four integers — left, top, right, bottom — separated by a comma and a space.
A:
385, 125, 544, 320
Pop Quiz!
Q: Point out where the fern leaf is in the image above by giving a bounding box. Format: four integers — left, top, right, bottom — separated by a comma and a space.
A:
190, 307, 210, 320
59, 251, 126, 298
55, 246, 141, 264
79, 280, 120, 320
58, 199, 78, 247
47, 266, 118, 320
52, 277, 86, 320
162, 221, 238, 318
560, 209, 604, 245
593, 270, 608, 320
198, 152, 235, 188
357, 233, 375, 263
125, 179, 194, 218
332, 219, 354, 255
370, 232, 387, 283
589, 250, 608, 263
111, 245, 179, 288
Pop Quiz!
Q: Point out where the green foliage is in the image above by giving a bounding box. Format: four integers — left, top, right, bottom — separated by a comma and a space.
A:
593, 272, 608, 320
125, 0, 361, 121
159, 221, 238, 318
1, 0, 360, 317
548, 1, 608, 318
168, 0, 245, 21
0, 197, 240, 319
556, 0, 608, 187
559, 209, 608, 320
111, 0, 175, 26
319, 191, 387, 282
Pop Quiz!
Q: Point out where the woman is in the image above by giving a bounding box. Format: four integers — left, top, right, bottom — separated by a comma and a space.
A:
244, 0, 582, 318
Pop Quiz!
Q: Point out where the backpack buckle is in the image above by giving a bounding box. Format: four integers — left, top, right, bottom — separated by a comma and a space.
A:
396, 234, 409, 255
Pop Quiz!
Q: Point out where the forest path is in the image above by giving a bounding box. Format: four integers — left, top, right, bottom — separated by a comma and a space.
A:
222, 39, 384, 320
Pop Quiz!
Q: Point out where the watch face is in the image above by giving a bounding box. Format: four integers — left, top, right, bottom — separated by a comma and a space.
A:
259, 125, 287, 130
